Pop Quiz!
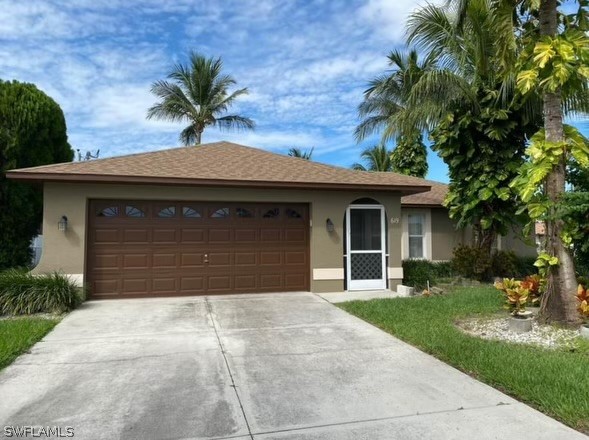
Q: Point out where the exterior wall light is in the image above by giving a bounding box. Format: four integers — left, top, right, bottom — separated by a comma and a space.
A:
326, 218, 335, 233
58, 215, 68, 232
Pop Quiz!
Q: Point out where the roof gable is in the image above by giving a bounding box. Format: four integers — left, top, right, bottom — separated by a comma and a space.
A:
400, 180, 448, 206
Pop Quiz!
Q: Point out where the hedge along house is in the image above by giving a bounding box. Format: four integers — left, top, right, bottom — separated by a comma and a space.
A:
7, 142, 433, 299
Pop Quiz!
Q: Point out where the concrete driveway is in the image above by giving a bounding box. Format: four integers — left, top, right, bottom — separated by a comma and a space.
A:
0, 293, 585, 440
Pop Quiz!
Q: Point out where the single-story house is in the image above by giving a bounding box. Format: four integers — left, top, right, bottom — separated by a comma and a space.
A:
7, 141, 535, 299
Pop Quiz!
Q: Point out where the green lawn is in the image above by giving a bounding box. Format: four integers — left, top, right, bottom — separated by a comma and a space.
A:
338, 288, 589, 434
0, 317, 59, 371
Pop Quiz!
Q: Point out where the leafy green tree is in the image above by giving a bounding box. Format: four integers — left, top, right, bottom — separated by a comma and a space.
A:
287, 147, 314, 160
147, 51, 255, 145
351, 145, 393, 171
356, 50, 433, 177
0, 80, 73, 269
505, 0, 589, 324
401, 0, 541, 254
390, 130, 428, 178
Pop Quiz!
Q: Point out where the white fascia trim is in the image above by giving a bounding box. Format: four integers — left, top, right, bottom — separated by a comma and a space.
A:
387, 267, 404, 279
313, 268, 344, 280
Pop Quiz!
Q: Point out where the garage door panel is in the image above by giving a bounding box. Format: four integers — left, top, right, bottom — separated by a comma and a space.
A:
234, 275, 256, 289
123, 254, 149, 269
234, 252, 257, 266
123, 229, 150, 243
93, 279, 119, 296
181, 277, 205, 292
152, 278, 177, 293
260, 252, 282, 265
285, 251, 306, 265
152, 229, 177, 243
285, 229, 306, 242
92, 254, 119, 270
260, 273, 282, 289
208, 276, 231, 291
285, 274, 307, 289
208, 252, 232, 267
152, 253, 177, 269
234, 228, 257, 242
93, 229, 119, 243
122, 278, 149, 293
209, 228, 231, 242
260, 229, 281, 241
181, 228, 206, 243
180, 253, 205, 268
88, 200, 309, 298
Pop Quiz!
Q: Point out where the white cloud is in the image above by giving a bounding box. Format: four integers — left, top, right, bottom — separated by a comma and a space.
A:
0, 0, 429, 172
358, 0, 430, 42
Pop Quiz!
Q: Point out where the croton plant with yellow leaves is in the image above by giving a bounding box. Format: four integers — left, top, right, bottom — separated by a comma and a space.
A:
494, 278, 530, 316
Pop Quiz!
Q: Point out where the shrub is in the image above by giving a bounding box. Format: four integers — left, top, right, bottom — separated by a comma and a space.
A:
451, 245, 492, 281
0, 269, 82, 315
512, 255, 538, 277
402, 259, 455, 289
452, 246, 539, 281
490, 250, 518, 278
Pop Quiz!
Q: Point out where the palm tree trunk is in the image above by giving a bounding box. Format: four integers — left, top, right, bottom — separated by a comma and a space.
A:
195, 130, 202, 145
538, 0, 580, 326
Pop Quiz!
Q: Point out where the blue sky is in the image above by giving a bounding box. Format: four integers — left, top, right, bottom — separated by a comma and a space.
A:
0, 1, 585, 183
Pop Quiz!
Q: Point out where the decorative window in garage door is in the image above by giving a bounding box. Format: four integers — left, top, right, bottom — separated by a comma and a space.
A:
97, 206, 119, 217
263, 208, 280, 218
210, 207, 230, 218
125, 205, 145, 218
286, 208, 302, 219
182, 206, 201, 218
236, 207, 254, 218
157, 206, 176, 218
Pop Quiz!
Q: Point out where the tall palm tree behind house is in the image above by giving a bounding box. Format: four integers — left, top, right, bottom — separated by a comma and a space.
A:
147, 51, 255, 145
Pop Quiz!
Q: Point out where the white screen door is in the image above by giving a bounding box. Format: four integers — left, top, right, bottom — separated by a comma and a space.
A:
346, 205, 386, 290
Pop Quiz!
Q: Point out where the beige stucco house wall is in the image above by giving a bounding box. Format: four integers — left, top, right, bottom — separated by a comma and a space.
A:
36, 182, 405, 293
399, 205, 537, 262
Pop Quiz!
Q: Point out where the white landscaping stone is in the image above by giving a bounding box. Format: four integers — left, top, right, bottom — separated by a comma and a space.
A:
458, 316, 580, 349
396, 285, 415, 297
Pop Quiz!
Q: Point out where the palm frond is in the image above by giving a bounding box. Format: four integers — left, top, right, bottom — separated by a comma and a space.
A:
351, 163, 368, 171
215, 115, 256, 131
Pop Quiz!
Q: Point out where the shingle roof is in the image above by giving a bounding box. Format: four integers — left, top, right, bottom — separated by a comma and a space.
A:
7, 141, 431, 194
401, 180, 448, 206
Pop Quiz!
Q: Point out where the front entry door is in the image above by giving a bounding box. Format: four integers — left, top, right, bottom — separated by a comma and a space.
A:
346, 205, 386, 290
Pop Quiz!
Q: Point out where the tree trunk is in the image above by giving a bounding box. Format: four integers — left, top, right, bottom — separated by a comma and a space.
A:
195, 130, 202, 145
475, 224, 496, 257
538, 0, 581, 326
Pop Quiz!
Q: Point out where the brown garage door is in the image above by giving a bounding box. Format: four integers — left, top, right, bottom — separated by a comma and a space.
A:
87, 200, 310, 299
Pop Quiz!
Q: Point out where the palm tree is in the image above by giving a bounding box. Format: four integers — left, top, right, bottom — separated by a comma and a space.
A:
355, 50, 435, 178
351, 145, 393, 171
410, 0, 588, 324
287, 147, 314, 160
147, 52, 255, 145
355, 49, 437, 143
